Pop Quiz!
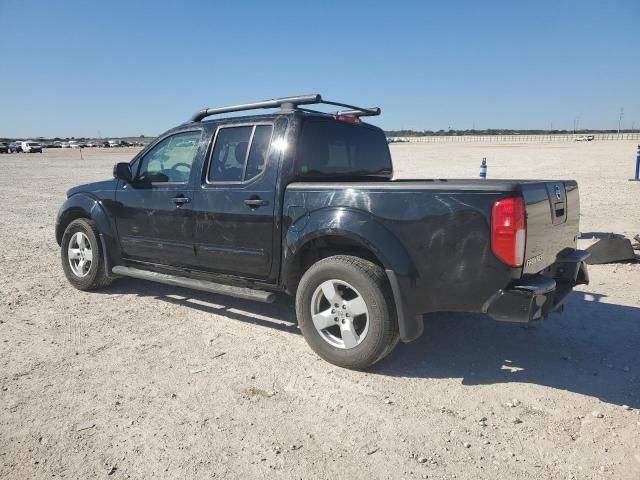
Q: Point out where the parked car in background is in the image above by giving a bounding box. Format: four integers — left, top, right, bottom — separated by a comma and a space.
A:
0, 142, 8, 153
107, 139, 132, 147
21, 141, 43, 153
102, 141, 111, 148
60, 142, 70, 148
9, 142, 23, 153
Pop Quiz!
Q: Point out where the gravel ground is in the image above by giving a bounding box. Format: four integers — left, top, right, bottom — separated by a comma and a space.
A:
1, 141, 639, 479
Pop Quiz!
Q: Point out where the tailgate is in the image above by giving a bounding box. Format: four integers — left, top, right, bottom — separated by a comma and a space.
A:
520, 181, 580, 274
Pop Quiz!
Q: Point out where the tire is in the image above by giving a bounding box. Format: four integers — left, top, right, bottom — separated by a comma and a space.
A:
296, 255, 399, 370
61, 218, 112, 290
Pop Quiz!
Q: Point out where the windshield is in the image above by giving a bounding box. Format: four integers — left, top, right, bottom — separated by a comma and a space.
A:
295, 118, 392, 180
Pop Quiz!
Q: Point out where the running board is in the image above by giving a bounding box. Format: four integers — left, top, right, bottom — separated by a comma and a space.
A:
111, 266, 276, 303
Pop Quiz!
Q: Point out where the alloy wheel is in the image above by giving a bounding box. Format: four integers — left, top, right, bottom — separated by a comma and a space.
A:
310, 279, 370, 349
67, 231, 93, 277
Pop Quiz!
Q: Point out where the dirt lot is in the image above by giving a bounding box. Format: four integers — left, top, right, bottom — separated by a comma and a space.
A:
1, 141, 639, 479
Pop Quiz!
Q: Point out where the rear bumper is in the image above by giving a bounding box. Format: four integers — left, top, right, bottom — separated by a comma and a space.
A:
484, 250, 589, 322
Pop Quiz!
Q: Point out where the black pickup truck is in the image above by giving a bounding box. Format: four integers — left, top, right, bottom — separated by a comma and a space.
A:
56, 94, 589, 369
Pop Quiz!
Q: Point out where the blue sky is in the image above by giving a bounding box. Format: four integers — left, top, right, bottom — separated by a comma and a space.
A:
1, 0, 638, 137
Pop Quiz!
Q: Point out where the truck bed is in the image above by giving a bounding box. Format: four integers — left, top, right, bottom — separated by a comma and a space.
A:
286, 178, 579, 274
284, 178, 581, 330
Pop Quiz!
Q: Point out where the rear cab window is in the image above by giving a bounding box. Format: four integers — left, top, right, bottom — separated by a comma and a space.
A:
295, 119, 393, 180
207, 124, 274, 183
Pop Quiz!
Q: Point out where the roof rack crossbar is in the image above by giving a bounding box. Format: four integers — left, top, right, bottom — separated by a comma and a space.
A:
190, 94, 321, 122
189, 94, 380, 122
297, 107, 381, 118
319, 101, 380, 117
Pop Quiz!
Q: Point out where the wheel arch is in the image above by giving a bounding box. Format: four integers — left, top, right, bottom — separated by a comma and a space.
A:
55, 193, 120, 268
282, 209, 422, 342
283, 208, 416, 291
56, 193, 115, 243
282, 233, 385, 294
56, 206, 90, 245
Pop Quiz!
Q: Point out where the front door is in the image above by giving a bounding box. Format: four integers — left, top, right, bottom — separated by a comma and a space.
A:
115, 130, 202, 267
192, 119, 286, 280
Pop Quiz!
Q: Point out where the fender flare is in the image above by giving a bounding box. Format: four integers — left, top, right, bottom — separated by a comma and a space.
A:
55, 193, 121, 268
283, 207, 423, 342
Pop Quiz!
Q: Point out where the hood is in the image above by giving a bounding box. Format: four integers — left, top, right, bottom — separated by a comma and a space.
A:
66, 179, 117, 198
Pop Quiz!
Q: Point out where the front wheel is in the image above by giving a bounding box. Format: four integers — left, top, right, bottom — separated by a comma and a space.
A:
61, 218, 112, 290
296, 255, 399, 370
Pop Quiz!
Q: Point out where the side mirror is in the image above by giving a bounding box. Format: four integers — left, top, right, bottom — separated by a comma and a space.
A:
113, 162, 132, 182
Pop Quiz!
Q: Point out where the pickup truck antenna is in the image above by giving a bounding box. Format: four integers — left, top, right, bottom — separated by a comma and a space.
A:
189, 94, 380, 122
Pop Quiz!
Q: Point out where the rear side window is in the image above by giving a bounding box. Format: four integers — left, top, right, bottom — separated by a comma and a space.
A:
245, 125, 272, 181
296, 119, 392, 179
208, 124, 273, 183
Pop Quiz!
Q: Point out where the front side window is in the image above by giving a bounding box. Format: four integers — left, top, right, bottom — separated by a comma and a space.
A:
208, 124, 273, 183
137, 131, 201, 183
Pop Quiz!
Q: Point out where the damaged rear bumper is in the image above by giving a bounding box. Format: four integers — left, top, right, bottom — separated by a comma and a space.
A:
484, 250, 590, 323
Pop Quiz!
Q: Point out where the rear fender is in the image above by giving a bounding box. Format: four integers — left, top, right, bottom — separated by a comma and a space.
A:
284, 207, 423, 341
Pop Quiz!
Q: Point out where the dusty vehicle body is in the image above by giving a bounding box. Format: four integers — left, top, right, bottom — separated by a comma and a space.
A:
56, 94, 589, 368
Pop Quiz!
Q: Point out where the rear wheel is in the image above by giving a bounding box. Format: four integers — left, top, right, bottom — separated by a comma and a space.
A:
61, 219, 112, 290
296, 255, 399, 370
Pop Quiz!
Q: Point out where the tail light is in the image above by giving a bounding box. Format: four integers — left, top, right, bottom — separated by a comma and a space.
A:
491, 197, 526, 267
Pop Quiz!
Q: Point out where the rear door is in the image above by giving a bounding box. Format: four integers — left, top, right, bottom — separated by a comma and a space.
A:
192, 118, 287, 280
115, 129, 203, 267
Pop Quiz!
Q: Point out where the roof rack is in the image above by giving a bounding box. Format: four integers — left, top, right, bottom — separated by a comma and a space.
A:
189, 94, 380, 122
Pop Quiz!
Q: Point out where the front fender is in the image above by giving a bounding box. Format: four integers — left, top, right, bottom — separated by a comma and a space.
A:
55, 193, 120, 265
283, 207, 424, 342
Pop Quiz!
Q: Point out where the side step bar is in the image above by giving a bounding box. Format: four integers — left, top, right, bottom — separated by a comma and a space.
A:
111, 266, 276, 303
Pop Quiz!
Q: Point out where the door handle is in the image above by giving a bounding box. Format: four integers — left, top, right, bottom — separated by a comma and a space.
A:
172, 196, 191, 206
244, 198, 268, 208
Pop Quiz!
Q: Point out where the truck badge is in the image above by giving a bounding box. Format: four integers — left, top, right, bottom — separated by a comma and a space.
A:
554, 184, 562, 201
525, 254, 543, 267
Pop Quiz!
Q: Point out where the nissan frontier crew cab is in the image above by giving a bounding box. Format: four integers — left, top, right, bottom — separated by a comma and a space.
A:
56, 94, 589, 369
